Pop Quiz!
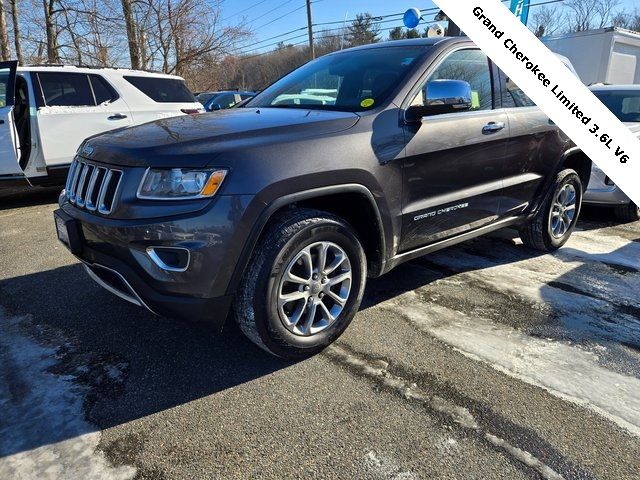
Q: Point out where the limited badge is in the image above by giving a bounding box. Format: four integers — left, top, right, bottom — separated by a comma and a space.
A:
360, 98, 375, 108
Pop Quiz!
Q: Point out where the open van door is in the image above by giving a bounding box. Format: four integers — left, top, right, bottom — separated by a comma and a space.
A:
0, 61, 23, 178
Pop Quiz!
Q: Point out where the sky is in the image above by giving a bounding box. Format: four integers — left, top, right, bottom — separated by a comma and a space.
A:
220, 0, 640, 54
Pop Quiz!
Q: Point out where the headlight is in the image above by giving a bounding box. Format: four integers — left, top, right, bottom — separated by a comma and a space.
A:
137, 168, 227, 200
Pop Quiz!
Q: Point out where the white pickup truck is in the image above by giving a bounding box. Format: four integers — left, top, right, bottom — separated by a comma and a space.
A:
0, 62, 203, 188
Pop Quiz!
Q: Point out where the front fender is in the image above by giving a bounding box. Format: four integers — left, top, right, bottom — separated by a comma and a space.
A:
223, 181, 391, 296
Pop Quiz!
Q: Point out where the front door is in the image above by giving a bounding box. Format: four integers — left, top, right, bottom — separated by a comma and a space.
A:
400, 49, 509, 251
0, 61, 22, 177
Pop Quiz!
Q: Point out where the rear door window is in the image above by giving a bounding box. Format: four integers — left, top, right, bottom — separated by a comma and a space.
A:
89, 75, 119, 104
37, 72, 95, 106
498, 70, 535, 108
124, 76, 195, 103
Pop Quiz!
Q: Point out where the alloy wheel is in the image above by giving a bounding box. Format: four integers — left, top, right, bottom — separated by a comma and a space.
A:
549, 183, 577, 239
277, 241, 352, 336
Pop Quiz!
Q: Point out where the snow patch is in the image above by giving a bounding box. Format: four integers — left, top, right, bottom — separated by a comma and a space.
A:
363, 450, 417, 480
383, 295, 640, 437
485, 433, 564, 480
38, 104, 113, 115
0, 311, 136, 479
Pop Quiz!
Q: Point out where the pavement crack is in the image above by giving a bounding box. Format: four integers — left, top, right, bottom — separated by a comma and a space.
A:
325, 342, 596, 480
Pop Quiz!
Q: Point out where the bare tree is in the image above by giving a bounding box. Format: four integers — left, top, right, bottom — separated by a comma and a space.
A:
565, 0, 621, 32
593, 0, 621, 28
528, 6, 564, 37
121, 0, 140, 69
42, 0, 59, 62
10, 0, 22, 62
0, 0, 11, 60
612, 8, 640, 32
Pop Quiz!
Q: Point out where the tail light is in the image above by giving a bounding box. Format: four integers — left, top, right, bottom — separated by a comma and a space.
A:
181, 108, 204, 115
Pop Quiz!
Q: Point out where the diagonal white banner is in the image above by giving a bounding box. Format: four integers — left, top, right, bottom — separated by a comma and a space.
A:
433, 0, 639, 206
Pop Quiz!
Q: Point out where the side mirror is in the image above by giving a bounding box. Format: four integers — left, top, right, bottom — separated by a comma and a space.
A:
208, 103, 222, 112
406, 79, 473, 121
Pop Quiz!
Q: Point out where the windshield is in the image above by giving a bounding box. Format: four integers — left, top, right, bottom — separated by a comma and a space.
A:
594, 90, 640, 123
246, 46, 429, 112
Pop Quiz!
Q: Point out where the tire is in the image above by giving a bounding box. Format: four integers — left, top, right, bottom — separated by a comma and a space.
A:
234, 208, 367, 359
614, 202, 640, 222
519, 169, 583, 252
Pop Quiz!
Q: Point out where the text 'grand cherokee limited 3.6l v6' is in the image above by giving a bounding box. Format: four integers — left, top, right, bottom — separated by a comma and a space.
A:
54, 38, 591, 358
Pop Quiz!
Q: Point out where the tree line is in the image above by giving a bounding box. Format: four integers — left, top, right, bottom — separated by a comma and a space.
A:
0, 0, 637, 91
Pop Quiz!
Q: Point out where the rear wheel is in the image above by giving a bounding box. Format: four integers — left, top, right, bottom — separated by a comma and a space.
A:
614, 202, 640, 222
519, 169, 583, 252
234, 209, 366, 359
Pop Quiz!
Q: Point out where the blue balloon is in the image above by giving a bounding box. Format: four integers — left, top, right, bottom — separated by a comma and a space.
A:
403, 8, 421, 29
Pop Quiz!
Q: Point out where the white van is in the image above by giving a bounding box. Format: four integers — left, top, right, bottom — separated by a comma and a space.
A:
543, 27, 640, 85
0, 62, 203, 187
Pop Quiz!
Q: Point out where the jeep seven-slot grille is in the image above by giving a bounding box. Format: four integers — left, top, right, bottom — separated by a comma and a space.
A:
66, 158, 123, 215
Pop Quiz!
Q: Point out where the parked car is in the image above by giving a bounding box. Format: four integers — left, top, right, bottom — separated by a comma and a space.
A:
54, 38, 590, 358
195, 91, 215, 104
202, 91, 255, 111
584, 85, 640, 221
0, 63, 203, 188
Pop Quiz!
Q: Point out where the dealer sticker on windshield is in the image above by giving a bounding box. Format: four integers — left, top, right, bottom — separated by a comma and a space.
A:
360, 98, 375, 108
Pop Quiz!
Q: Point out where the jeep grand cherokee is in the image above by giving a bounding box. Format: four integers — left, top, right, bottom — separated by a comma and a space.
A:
54, 38, 591, 358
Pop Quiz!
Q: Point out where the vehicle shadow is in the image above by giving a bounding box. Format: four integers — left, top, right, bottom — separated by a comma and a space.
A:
0, 263, 293, 457
2, 220, 637, 457
0, 187, 61, 210
361, 229, 546, 310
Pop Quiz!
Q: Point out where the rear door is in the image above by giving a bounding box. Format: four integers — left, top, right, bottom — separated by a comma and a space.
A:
120, 75, 201, 123
0, 61, 22, 177
400, 49, 509, 251
496, 70, 563, 216
33, 71, 134, 167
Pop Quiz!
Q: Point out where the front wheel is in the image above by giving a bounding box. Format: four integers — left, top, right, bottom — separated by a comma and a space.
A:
519, 169, 583, 252
234, 209, 367, 359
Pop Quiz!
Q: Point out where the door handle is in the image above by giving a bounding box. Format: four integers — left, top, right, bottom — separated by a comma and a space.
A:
108, 113, 128, 120
482, 121, 506, 134
0, 119, 4, 125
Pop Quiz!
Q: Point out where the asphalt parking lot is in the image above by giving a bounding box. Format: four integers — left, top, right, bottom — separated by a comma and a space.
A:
1, 190, 639, 479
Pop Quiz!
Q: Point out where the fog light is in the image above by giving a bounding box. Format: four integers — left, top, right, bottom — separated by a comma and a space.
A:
146, 247, 190, 272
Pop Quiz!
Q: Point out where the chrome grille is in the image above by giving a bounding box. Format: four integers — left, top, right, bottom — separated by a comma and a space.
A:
66, 159, 123, 215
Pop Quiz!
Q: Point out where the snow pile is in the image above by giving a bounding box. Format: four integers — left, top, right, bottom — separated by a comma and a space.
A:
0, 310, 136, 479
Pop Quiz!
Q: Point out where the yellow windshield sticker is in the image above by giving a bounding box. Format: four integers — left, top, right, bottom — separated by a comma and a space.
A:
360, 98, 375, 108
471, 91, 480, 109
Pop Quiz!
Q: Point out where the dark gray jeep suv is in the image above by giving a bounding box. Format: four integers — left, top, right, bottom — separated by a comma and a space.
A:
54, 38, 591, 358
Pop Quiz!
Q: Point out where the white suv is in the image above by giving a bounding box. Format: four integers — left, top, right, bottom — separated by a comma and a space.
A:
0, 62, 203, 188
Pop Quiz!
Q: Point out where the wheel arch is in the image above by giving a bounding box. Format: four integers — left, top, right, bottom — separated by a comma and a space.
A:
226, 184, 387, 296
559, 147, 592, 188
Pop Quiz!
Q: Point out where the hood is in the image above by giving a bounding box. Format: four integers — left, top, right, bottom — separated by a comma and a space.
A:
81, 108, 360, 167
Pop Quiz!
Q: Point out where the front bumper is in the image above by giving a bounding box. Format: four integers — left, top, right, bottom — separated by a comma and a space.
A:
55, 193, 255, 329
584, 166, 631, 205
